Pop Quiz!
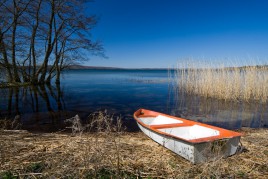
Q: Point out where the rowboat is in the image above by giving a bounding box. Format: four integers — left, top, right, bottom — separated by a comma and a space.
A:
133, 109, 242, 164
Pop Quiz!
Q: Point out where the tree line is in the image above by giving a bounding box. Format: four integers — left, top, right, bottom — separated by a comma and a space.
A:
0, 0, 103, 85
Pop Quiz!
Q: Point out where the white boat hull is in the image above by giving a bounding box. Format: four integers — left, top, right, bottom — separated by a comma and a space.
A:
137, 123, 241, 164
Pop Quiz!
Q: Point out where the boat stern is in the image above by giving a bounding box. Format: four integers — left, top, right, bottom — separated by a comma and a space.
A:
193, 136, 241, 164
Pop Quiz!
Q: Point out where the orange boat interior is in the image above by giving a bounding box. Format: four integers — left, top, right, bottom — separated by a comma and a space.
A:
134, 108, 242, 143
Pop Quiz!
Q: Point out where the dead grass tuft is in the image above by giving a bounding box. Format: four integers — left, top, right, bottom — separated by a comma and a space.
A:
0, 115, 22, 131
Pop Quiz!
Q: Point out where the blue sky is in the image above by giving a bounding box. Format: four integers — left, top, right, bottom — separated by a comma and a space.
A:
86, 0, 268, 68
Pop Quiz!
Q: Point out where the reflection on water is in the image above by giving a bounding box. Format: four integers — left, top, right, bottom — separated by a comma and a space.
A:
168, 87, 268, 129
0, 69, 267, 132
0, 70, 170, 132
0, 84, 71, 131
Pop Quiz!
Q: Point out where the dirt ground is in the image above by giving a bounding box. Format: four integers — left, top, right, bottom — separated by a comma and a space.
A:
0, 128, 267, 178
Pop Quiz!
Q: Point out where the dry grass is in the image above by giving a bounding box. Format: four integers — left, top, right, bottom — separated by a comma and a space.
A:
0, 112, 267, 178
174, 60, 268, 103
0, 115, 22, 131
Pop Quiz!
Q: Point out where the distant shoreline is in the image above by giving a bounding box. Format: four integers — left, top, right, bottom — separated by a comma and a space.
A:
67, 65, 170, 70
67, 64, 268, 70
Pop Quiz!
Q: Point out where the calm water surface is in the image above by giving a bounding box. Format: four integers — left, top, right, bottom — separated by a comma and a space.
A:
0, 69, 267, 132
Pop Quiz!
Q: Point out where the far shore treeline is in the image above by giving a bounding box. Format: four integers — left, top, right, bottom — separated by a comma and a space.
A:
0, 0, 103, 85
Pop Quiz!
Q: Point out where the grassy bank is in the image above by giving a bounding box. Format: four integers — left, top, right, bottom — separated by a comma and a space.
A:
0, 128, 267, 178
174, 61, 268, 103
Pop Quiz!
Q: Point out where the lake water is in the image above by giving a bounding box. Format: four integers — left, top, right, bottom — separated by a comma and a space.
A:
0, 69, 267, 132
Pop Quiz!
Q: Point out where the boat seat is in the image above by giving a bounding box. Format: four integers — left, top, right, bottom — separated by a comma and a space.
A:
150, 122, 194, 129
139, 115, 196, 129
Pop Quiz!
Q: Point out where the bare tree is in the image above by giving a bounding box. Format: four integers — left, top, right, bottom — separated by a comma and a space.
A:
0, 0, 103, 85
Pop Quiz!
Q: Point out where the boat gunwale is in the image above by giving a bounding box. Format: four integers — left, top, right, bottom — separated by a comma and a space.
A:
133, 108, 242, 144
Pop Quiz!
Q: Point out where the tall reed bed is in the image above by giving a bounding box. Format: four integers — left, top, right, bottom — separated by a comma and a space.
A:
174, 60, 268, 103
